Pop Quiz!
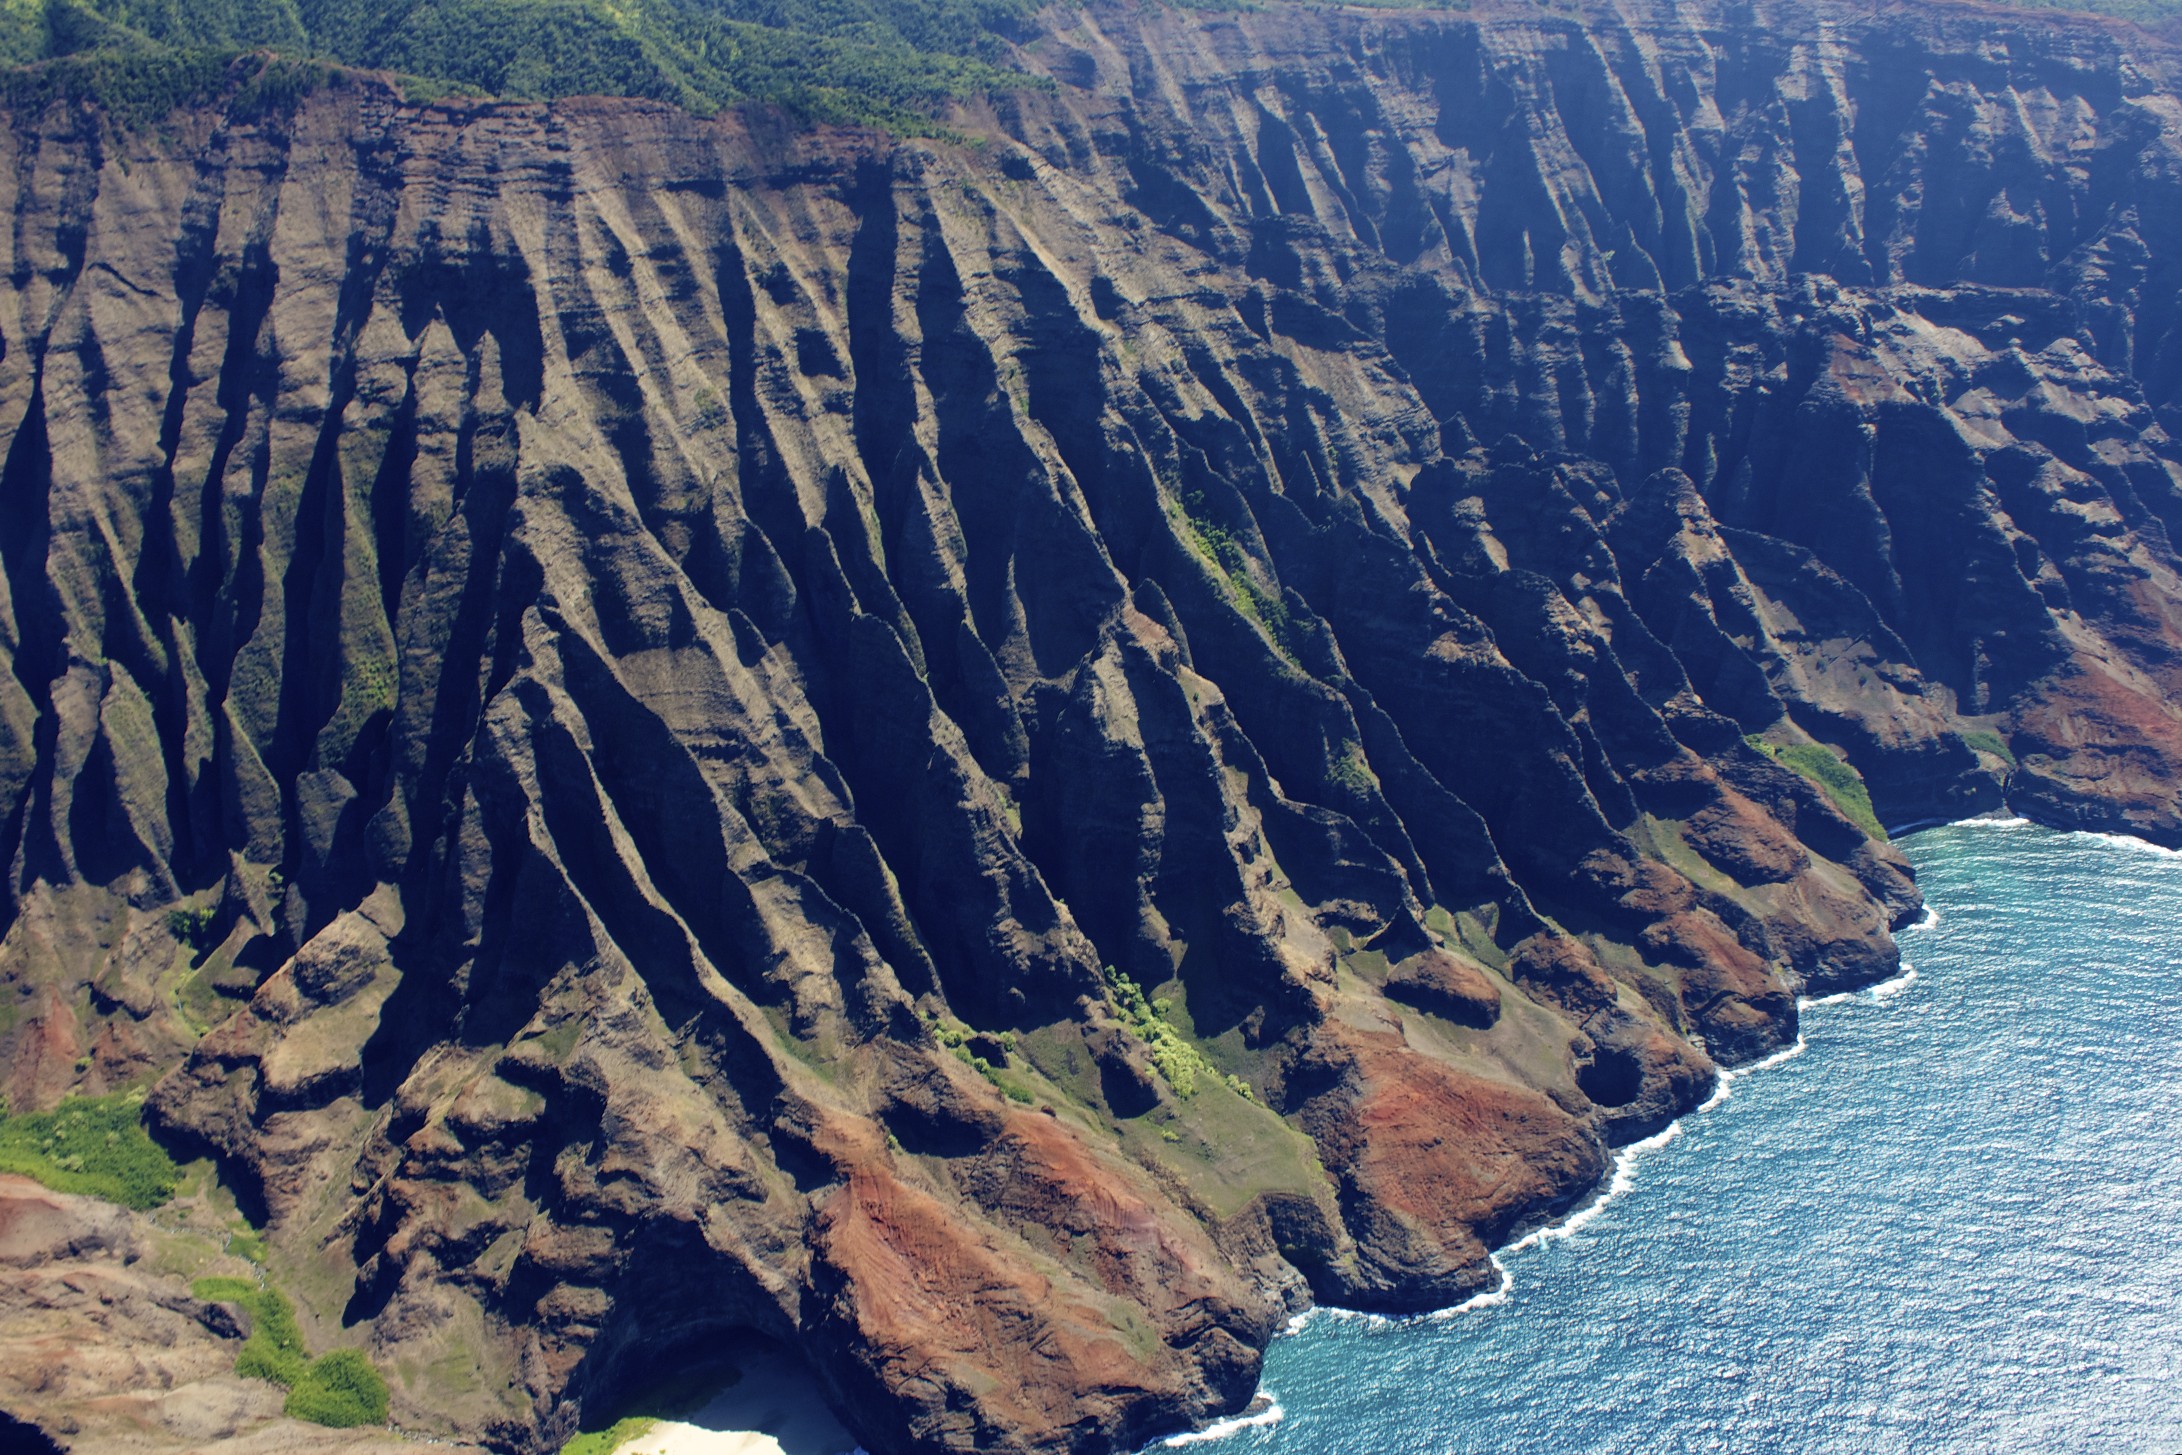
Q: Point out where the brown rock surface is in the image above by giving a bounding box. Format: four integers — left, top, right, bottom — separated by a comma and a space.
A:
0, 1176, 484, 1454
2, 0, 2182, 1451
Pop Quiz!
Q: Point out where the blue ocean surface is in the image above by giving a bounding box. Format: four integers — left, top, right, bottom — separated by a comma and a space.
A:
1163, 820, 2182, 1454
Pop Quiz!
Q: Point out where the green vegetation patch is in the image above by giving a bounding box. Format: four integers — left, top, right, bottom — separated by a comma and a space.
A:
1176, 490, 1309, 664
227, 1222, 270, 1264
566, 1360, 748, 1452
193, 1275, 390, 1426
0, 48, 347, 127
562, 1416, 659, 1455
0, 0, 1049, 130
1962, 729, 2018, 767
167, 900, 218, 950
1102, 966, 1254, 1101
928, 1014, 1036, 1103
284, 1348, 391, 1427
177, 959, 250, 1033
194, 1276, 310, 1385
0, 1090, 181, 1210
1329, 737, 1375, 795
1746, 736, 1886, 840
532, 1017, 584, 1065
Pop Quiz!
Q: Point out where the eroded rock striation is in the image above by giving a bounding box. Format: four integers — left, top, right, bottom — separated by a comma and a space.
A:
4, 0, 2182, 1450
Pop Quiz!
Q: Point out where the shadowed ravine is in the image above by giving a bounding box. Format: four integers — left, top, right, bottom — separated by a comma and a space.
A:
4, 1, 2182, 1451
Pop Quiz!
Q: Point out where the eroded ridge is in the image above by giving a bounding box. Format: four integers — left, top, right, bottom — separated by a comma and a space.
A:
3, 2, 2182, 1450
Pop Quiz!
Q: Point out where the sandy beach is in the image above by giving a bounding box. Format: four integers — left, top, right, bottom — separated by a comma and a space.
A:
606, 1344, 860, 1455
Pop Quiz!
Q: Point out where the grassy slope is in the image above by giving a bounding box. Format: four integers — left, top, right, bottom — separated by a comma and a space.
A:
1747, 736, 1888, 840
0, 1090, 181, 1210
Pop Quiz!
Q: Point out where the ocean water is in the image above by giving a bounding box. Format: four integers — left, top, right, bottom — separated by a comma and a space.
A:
1165, 820, 2182, 1454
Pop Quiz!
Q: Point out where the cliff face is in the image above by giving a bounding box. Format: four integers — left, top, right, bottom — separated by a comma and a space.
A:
3, 1, 2182, 1451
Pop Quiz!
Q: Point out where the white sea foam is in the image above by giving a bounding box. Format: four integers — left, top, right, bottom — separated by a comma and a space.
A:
1739, 1035, 1811, 1074
1556, 1123, 1684, 1238
1183, 826, 2182, 1451
1939, 813, 2179, 858
1914, 903, 1941, 931
1283, 1305, 1393, 1335
1867, 966, 1918, 1003
1428, 1270, 1514, 1318
1163, 1398, 1284, 1446
1801, 964, 1918, 1012
1698, 1033, 1808, 1111
1422, 1119, 1692, 1327
2070, 829, 2182, 859
1249, 947, 1903, 1427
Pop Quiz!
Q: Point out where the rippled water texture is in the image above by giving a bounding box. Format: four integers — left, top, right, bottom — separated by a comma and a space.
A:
1173, 821, 2182, 1454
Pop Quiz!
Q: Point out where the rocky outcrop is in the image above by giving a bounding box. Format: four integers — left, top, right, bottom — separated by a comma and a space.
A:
0, 1174, 489, 1453
3, 1, 2182, 1451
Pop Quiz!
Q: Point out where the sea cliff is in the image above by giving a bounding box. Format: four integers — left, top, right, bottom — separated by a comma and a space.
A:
3, 1, 2182, 1450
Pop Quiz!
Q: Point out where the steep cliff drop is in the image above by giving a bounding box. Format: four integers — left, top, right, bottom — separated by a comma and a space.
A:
3, 1, 2181, 1451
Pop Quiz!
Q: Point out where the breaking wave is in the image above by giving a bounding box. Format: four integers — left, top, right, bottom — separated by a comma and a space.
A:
1697, 1034, 1808, 1113
1164, 1399, 1285, 1446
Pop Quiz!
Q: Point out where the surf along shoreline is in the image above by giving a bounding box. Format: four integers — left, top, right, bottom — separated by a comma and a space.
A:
1139, 817, 2067, 1451
631, 816, 2163, 1455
